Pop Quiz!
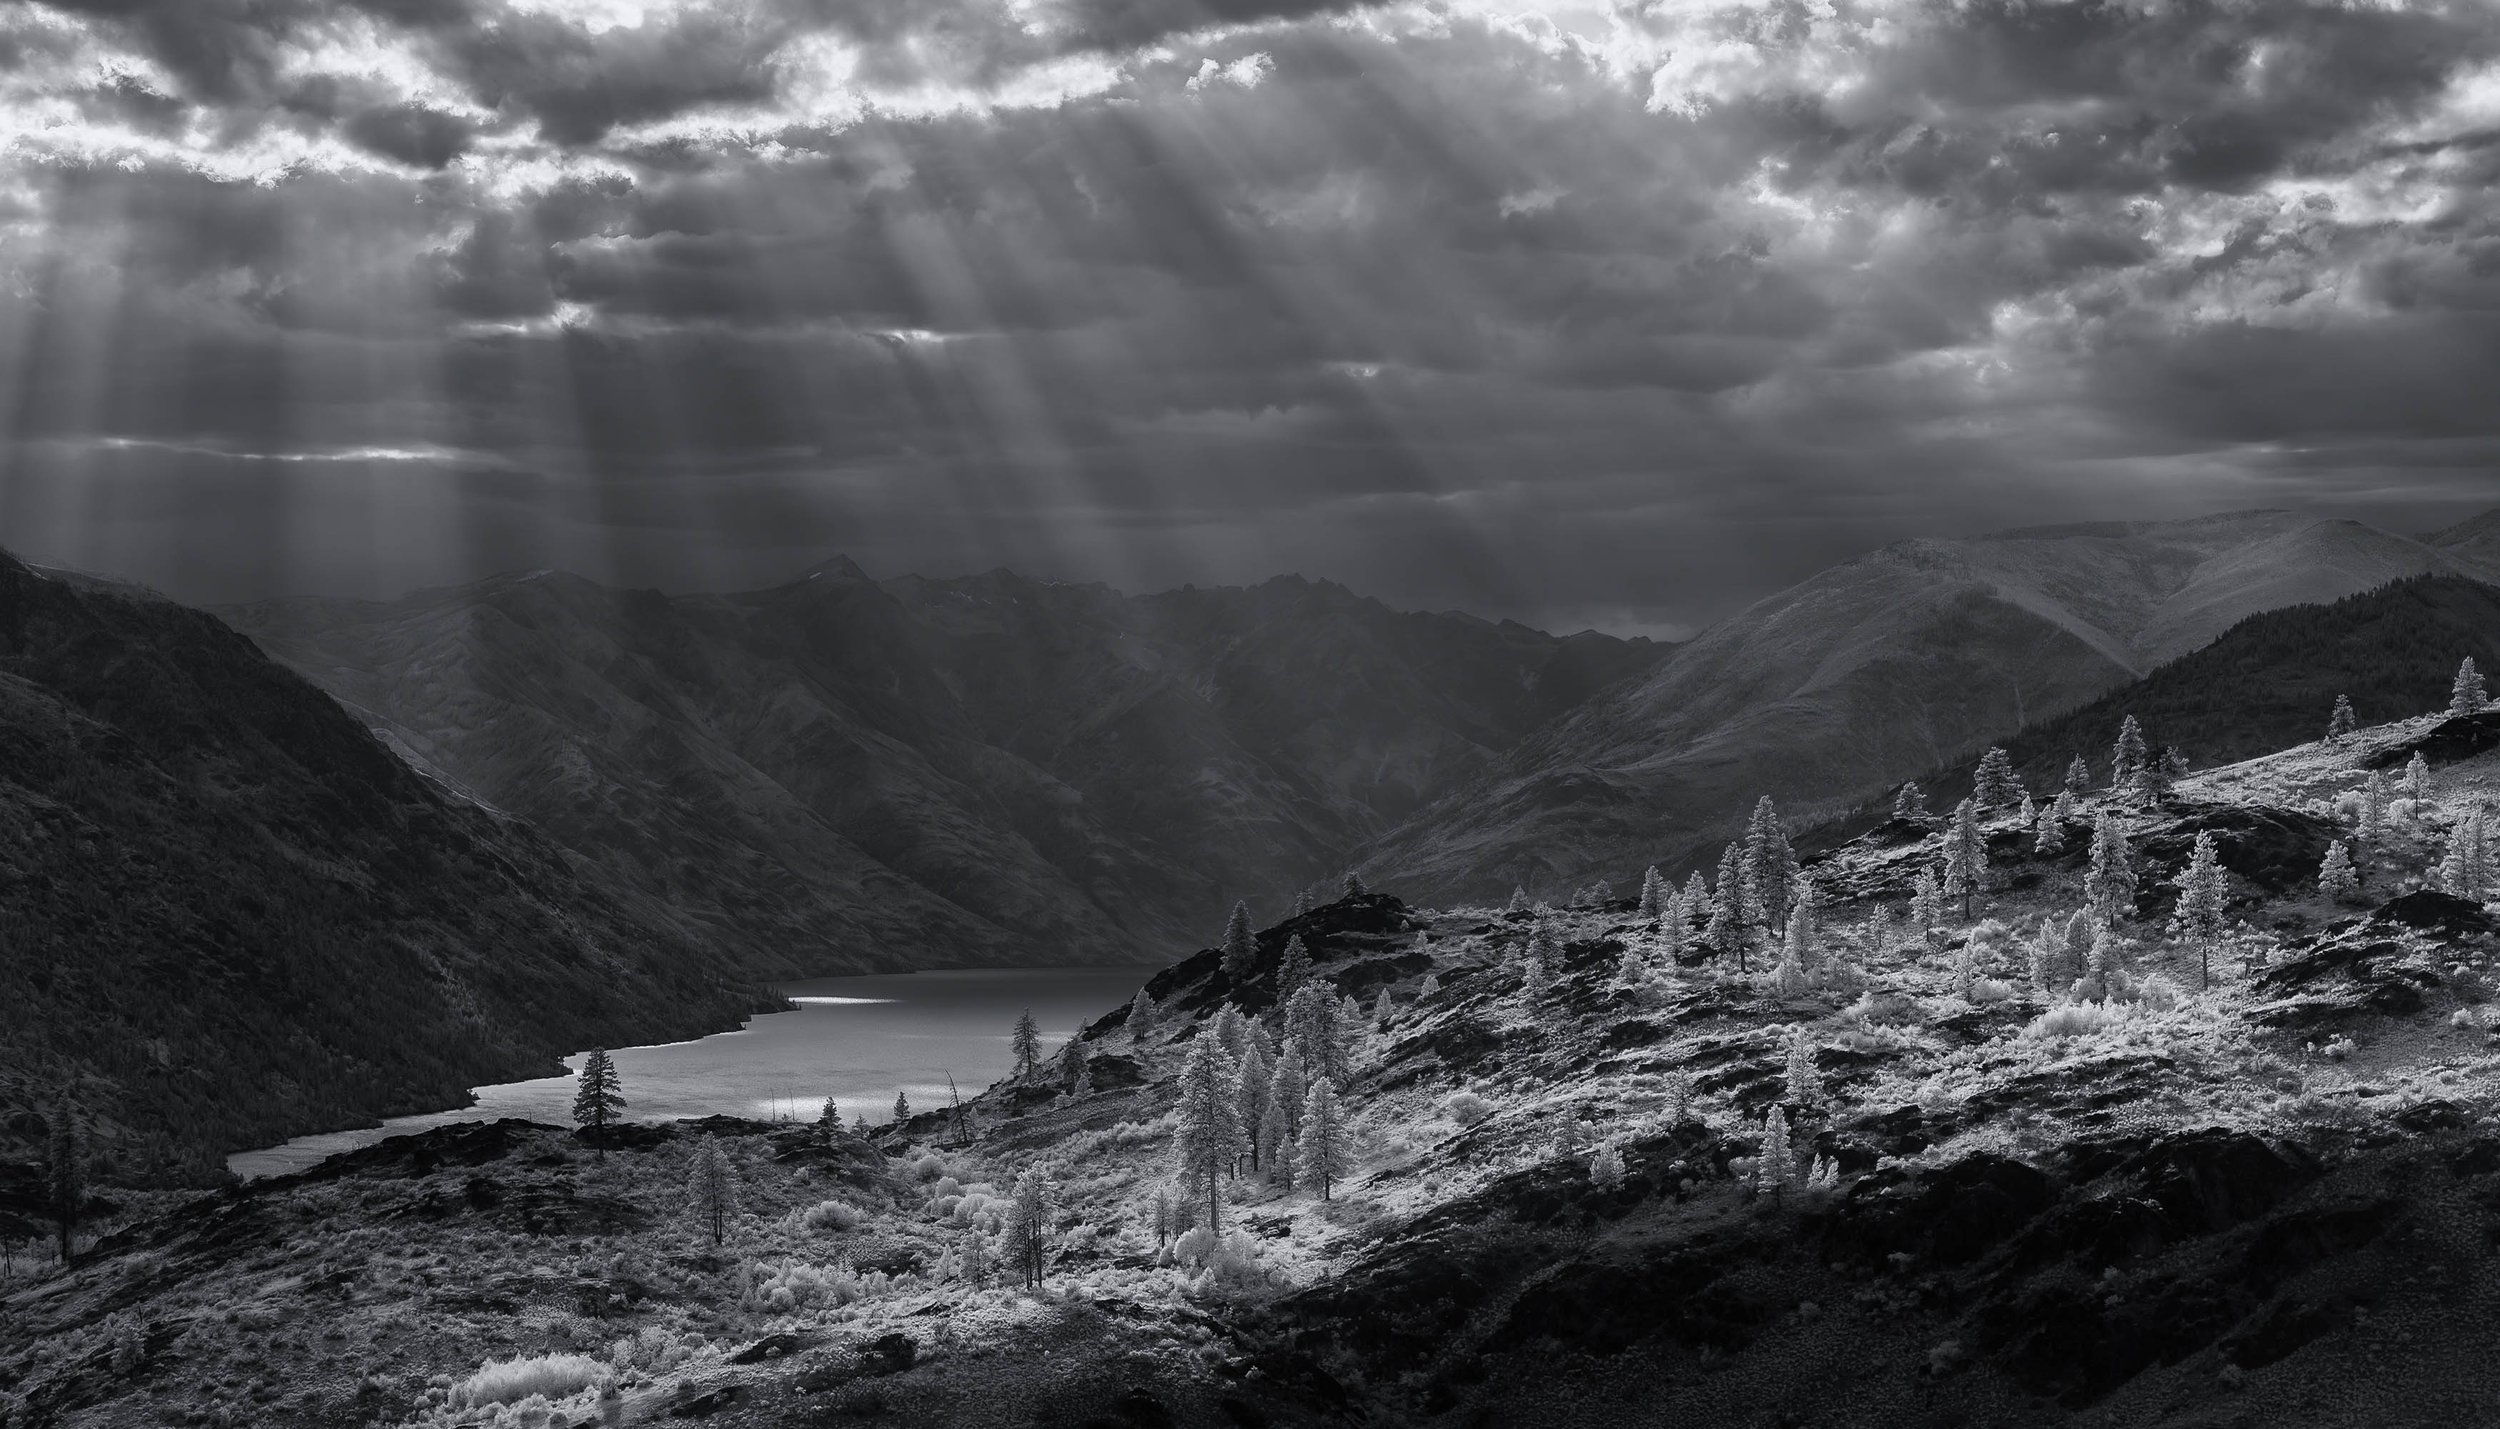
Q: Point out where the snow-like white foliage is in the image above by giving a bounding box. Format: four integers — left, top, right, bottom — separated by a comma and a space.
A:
2437, 810, 2491, 902
2022, 999, 2135, 1040
1892, 781, 1928, 821
1173, 1034, 1244, 1232
2111, 714, 2148, 789
1755, 1106, 1797, 1195
1783, 1024, 1821, 1107
2454, 657, 2489, 717
1639, 865, 1667, 921
2084, 811, 2137, 925
2327, 694, 2358, 743
1973, 746, 2021, 810
1294, 1078, 1353, 1200
1589, 1142, 1625, 1190
2319, 841, 2361, 904
451, 1354, 612, 1410
1440, 1089, 1493, 1126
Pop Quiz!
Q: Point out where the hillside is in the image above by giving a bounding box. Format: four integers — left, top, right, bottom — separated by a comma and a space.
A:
0, 553, 765, 1184
1362, 510, 2500, 905
12, 696, 2500, 1426
222, 568, 1665, 973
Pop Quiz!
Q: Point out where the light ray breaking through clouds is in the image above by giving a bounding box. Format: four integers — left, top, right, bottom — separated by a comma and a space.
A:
6, 0, 2500, 635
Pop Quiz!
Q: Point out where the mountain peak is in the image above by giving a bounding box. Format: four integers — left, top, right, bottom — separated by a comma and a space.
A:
789, 554, 873, 585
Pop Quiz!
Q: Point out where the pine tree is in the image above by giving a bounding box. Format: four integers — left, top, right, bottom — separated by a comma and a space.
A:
2018, 789, 2036, 828
686, 1139, 739, 1245
1292, 887, 1313, 917
1057, 1038, 1088, 1092
2052, 788, 2079, 825
1294, 1078, 1354, 1200
47, 1107, 82, 1264
1891, 781, 1929, 822
1220, 902, 1258, 981
1273, 934, 1312, 1001
571, 1049, 626, 1154
2327, 694, 2359, 743
1369, 987, 1394, 1028
1342, 869, 1368, 898
1772, 917, 1811, 997
1589, 1142, 1626, 1191
2025, 915, 2065, 996
1681, 870, 1710, 920
1942, 797, 1988, 919
2064, 755, 2092, 796
2084, 811, 2138, 925
2437, 810, 2491, 902
1417, 971, 1441, 1001
1506, 885, 1531, 915
2111, 715, 2148, 790
2454, 657, 2490, 717
2033, 803, 2064, 855
1745, 797, 1798, 933
1262, 1045, 1307, 1180
1212, 1005, 1250, 1062
1755, 1105, 1797, 1199
1126, 986, 1160, 1038
1639, 866, 1668, 922
1705, 843, 1746, 963
1011, 1010, 1043, 1079
853, 1112, 871, 1137
892, 1090, 911, 1123
2168, 831, 2229, 990
1973, 747, 2021, 809
1174, 1033, 1244, 1233
1281, 980, 1350, 1086
999, 1169, 1054, 1289
1234, 1039, 1273, 1172
2360, 770, 2387, 845
1910, 865, 1947, 948
1783, 1025, 1821, 1107
2405, 752, 2432, 808
1787, 873, 1819, 965
2137, 745, 2185, 804
2318, 841, 2360, 904
1659, 890, 1689, 961
820, 1095, 843, 1130
2079, 923, 2121, 1001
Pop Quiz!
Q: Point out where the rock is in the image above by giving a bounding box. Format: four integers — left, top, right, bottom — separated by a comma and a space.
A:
2362, 710, 2500, 769
667, 1382, 748, 1417
728, 1331, 812, 1364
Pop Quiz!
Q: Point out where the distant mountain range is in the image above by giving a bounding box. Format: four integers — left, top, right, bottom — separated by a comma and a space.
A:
0, 552, 763, 1182
1358, 510, 2500, 902
223, 568, 1665, 973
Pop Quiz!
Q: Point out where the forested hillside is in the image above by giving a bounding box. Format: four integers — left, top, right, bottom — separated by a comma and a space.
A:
0, 555, 766, 1184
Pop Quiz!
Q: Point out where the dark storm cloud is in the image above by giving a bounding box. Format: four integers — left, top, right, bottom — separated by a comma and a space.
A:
11, 0, 2500, 629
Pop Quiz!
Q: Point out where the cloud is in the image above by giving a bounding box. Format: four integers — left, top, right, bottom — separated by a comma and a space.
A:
7, 0, 2500, 629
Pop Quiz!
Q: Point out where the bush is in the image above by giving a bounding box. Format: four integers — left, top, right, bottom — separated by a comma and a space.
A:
1441, 1090, 1494, 1126
450, 1353, 612, 1409
2021, 1000, 2134, 1040
1842, 990, 1920, 1027
797, 1199, 863, 1234
1968, 978, 2015, 1004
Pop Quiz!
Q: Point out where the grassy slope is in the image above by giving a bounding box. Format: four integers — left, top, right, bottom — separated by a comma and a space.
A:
8, 709, 2500, 1426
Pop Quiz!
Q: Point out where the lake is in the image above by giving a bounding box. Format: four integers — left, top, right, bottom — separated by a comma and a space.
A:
227, 965, 1155, 1180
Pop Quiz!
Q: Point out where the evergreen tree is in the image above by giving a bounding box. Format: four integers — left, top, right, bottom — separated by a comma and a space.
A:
1416, 971, 1441, 1001
1783, 1024, 1821, 1107
1772, 917, 1811, 997
2168, 831, 2229, 989
2025, 915, 2065, 996
1281, 980, 1350, 1085
2084, 811, 2138, 925
2360, 770, 2387, 844
46, 1107, 82, 1264
1755, 1105, 1797, 1199
1011, 1010, 1043, 1079
2437, 810, 2491, 902
1506, 885, 1531, 915
1658, 890, 1689, 961
1942, 797, 1988, 919
1126, 986, 1161, 1038
2064, 755, 2092, 796
2111, 715, 2149, 789
1263, 1045, 1308, 1180
2079, 923, 2122, 1001
1235, 1040, 1274, 1173
2018, 789, 2037, 828
1369, 987, 1394, 1028
2137, 745, 2186, 804
1705, 843, 1746, 962
1057, 1038, 1088, 1093
2051, 787, 2079, 825
1212, 1005, 1250, 1062
1590, 1143, 1626, 1191
2327, 694, 2359, 743
571, 1049, 626, 1154
1891, 781, 1929, 822
1294, 1078, 1354, 1200
2405, 752, 2432, 808
1523, 918, 1559, 998
819, 1095, 843, 1130
1276, 934, 1312, 1000
1972, 746, 2021, 809
1744, 797, 1798, 933
1070, 1052, 1093, 1098
2319, 841, 2361, 904
999, 1169, 1054, 1289
1910, 866, 1947, 949
1341, 869, 1368, 898
2033, 803, 2064, 856
1292, 887, 1313, 917
892, 1089, 911, 1123
853, 1112, 872, 1137
2454, 657, 2490, 717
1174, 1034, 1245, 1233
686, 1139, 739, 1245
1680, 870, 1710, 920
1220, 902, 1258, 981
1639, 866, 1668, 922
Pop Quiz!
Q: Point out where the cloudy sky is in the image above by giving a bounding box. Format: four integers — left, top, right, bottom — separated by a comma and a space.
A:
4, 0, 2500, 634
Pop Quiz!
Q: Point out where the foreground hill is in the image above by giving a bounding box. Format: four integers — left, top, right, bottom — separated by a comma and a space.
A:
224, 568, 1663, 971
0, 554, 762, 1184
13, 698, 2500, 1426
1363, 510, 2500, 904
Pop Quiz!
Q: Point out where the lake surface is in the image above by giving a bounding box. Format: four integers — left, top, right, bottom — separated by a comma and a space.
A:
227, 965, 1154, 1180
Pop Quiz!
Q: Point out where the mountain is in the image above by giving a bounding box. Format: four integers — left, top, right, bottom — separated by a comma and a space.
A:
0, 551, 764, 1183
1361, 510, 2500, 902
1882, 573, 2500, 824
221, 569, 1665, 974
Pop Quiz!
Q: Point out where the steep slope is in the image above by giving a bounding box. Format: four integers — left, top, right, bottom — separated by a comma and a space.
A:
1365, 510, 2496, 904
0, 554, 763, 1183
1872, 574, 2500, 823
223, 569, 1664, 973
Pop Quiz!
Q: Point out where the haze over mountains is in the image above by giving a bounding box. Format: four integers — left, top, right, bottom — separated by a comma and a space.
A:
219, 509, 2500, 977
224, 570, 1664, 972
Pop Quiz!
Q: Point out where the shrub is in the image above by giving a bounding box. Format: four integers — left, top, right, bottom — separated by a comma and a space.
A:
2021, 1000, 2134, 1040
1842, 990, 1920, 1027
912, 1154, 946, 1181
450, 1353, 612, 1409
1968, 978, 2015, 1004
797, 1199, 863, 1234
1441, 1090, 1494, 1126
